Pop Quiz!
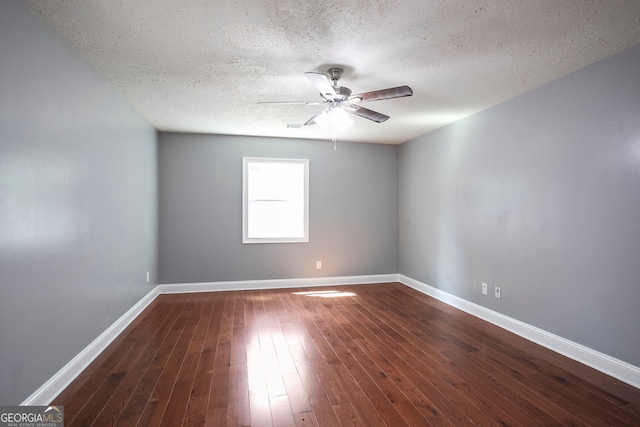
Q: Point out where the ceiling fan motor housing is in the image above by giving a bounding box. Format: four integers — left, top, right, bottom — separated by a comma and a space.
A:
333, 86, 352, 100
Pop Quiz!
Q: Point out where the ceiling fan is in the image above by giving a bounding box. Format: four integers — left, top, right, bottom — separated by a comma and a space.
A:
258, 68, 413, 127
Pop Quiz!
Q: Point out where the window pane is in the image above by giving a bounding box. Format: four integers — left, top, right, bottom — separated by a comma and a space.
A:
247, 162, 304, 203
248, 200, 304, 238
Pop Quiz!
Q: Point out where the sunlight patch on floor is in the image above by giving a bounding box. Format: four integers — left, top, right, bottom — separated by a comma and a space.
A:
292, 290, 357, 298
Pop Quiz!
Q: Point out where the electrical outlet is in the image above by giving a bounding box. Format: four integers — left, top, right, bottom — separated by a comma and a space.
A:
316, 261, 322, 269
481, 283, 488, 295
495, 286, 501, 299
146, 271, 150, 283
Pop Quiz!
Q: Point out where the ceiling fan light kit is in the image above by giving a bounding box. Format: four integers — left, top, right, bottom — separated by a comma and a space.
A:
314, 108, 353, 131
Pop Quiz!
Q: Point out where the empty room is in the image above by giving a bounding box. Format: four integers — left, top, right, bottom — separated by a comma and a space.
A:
1, 0, 640, 425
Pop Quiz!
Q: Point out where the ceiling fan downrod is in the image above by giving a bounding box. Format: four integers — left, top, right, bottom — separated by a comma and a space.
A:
326, 68, 344, 86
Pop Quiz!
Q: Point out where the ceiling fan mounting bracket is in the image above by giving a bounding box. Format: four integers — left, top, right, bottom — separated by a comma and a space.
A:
326, 68, 344, 85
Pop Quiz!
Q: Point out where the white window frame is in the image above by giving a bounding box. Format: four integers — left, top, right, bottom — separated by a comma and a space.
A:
242, 157, 309, 244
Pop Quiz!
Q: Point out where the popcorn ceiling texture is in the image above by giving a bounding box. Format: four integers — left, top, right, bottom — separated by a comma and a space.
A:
23, 0, 640, 144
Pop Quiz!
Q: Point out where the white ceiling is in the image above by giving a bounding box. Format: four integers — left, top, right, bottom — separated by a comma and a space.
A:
23, 0, 640, 145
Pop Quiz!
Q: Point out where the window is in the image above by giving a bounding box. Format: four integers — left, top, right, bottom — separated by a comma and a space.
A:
243, 157, 309, 243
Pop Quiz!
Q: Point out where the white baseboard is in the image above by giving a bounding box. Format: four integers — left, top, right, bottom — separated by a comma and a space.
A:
398, 274, 640, 389
157, 274, 399, 294
21, 287, 160, 406
24, 272, 638, 405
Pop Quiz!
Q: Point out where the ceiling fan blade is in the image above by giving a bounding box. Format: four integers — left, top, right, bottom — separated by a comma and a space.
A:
346, 105, 390, 123
350, 85, 413, 103
303, 108, 329, 126
258, 100, 325, 106
305, 72, 336, 99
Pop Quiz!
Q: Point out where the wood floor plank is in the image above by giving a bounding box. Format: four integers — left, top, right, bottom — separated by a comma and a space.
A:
114, 367, 163, 427
52, 283, 640, 426
331, 401, 365, 426
329, 362, 390, 427
294, 359, 325, 400
282, 371, 312, 414
208, 296, 233, 410
269, 394, 296, 427
307, 395, 340, 426
227, 361, 250, 427
249, 390, 272, 427
307, 357, 349, 406
204, 406, 227, 427
226, 294, 251, 426
293, 410, 318, 427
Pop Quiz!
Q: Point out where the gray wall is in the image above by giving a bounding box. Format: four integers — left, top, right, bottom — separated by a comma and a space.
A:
159, 133, 398, 283
400, 45, 640, 366
0, 0, 157, 404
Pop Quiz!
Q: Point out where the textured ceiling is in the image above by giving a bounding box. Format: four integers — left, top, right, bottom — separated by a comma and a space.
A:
23, 0, 640, 144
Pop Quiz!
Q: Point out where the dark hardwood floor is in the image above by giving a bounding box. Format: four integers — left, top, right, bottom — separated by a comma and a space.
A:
53, 282, 640, 426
